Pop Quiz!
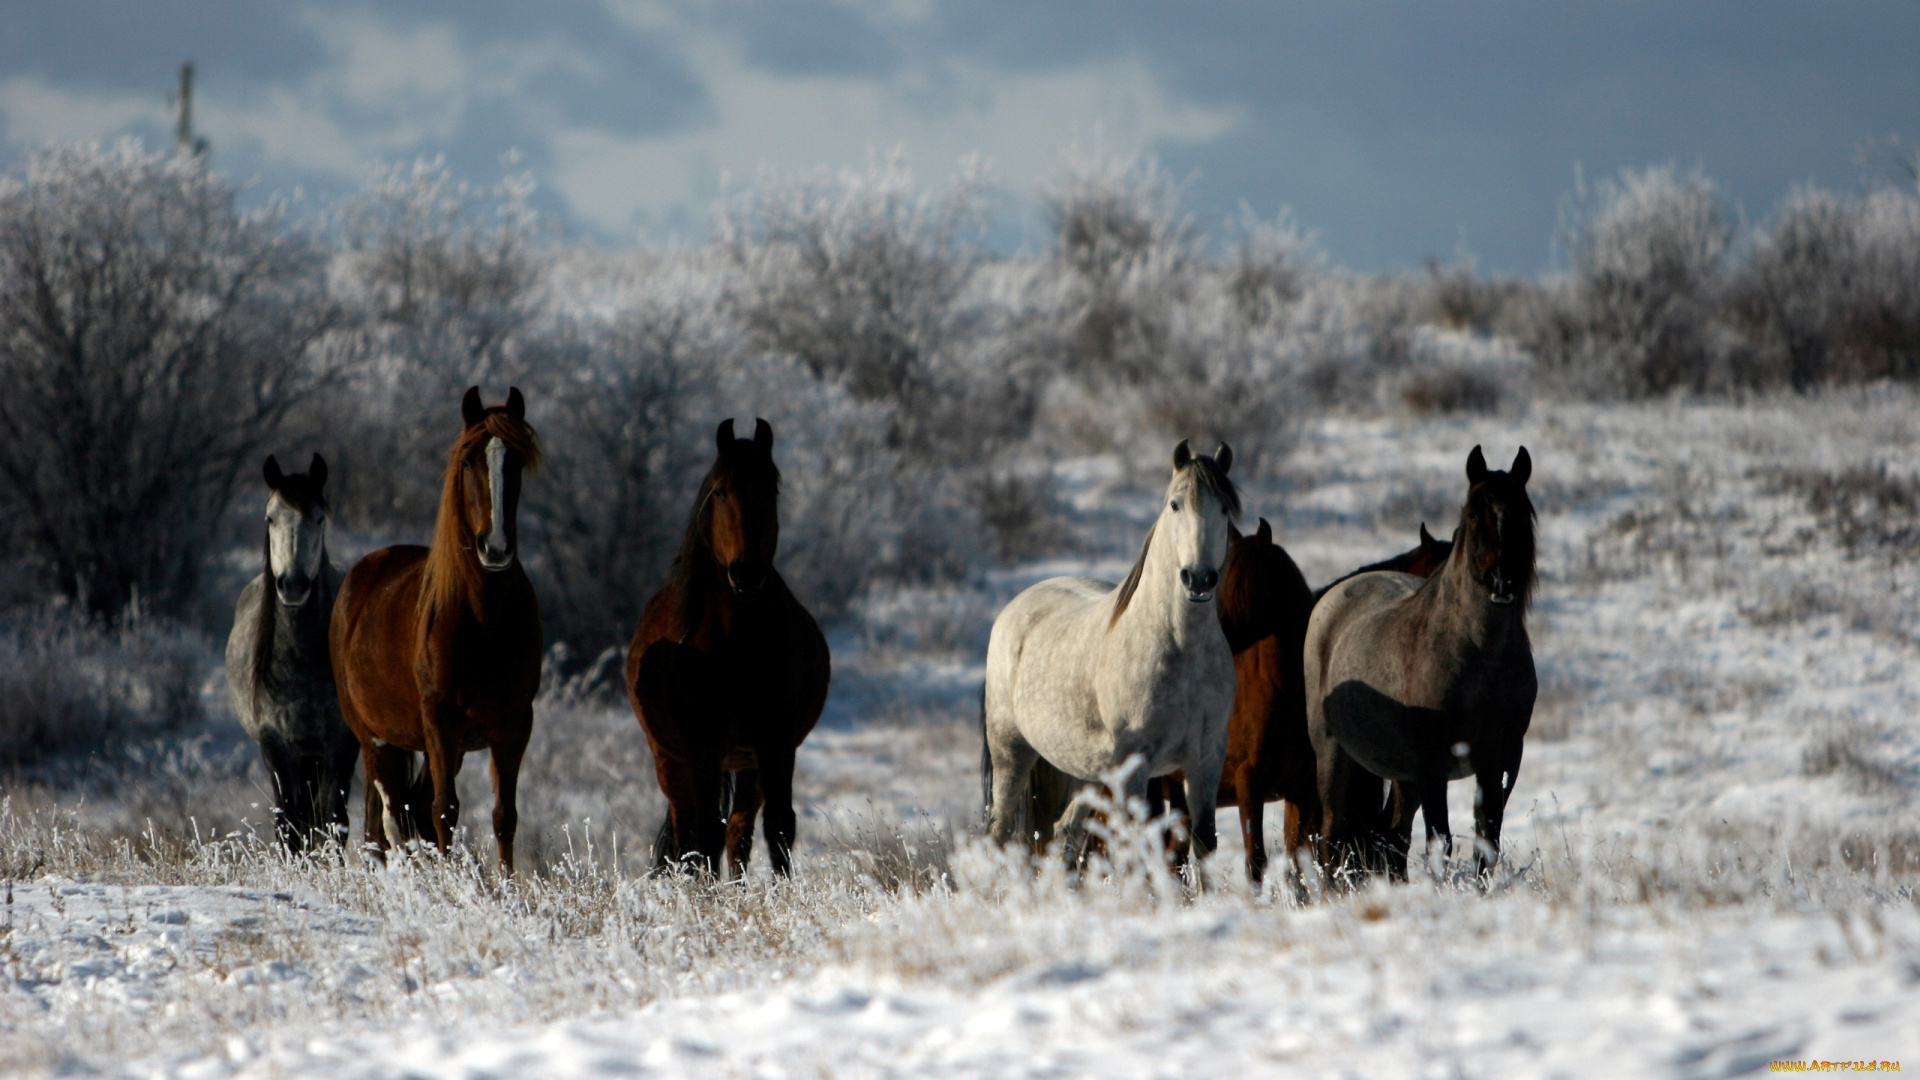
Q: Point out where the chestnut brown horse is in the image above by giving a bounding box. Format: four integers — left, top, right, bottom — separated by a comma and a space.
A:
1146, 520, 1454, 884
331, 387, 543, 870
628, 419, 830, 877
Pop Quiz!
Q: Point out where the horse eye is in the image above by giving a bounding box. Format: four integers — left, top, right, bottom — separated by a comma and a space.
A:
1169, 500, 1180, 511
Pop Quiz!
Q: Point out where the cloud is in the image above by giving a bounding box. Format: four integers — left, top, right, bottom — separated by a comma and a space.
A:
547, 16, 1239, 239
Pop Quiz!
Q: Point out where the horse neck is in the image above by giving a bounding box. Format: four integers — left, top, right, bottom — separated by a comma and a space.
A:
1422, 535, 1525, 645
1122, 517, 1212, 644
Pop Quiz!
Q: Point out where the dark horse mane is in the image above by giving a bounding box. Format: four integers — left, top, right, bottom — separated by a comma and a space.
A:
1454, 462, 1538, 609
666, 436, 782, 633
1110, 449, 1241, 629
250, 467, 331, 714
1313, 524, 1455, 602
418, 409, 542, 625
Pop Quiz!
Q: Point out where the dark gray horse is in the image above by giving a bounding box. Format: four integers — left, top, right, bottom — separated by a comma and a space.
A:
225, 454, 358, 854
1304, 446, 1536, 880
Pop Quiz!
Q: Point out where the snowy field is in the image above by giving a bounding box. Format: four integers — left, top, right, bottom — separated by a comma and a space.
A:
6, 388, 1920, 1077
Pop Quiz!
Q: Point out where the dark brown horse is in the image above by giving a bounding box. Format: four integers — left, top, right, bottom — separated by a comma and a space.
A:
1306, 446, 1537, 881
1147, 520, 1453, 884
331, 387, 544, 870
627, 419, 830, 877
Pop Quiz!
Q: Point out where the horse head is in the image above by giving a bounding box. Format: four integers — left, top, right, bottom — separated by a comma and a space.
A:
1460, 445, 1535, 607
1163, 438, 1239, 604
262, 453, 329, 608
454, 387, 541, 573
704, 418, 781, 602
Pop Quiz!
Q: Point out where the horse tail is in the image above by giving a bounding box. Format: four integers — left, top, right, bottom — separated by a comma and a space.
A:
978, 682, 992, 829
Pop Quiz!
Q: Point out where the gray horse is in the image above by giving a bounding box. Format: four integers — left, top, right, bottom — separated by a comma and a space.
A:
983, 440, 1240, 862
1304, 445, 1536, 880
225, 454, 358, 854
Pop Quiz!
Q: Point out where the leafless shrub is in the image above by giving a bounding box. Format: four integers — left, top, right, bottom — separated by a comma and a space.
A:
319, 158, 546, 539
0, 603, 212, 767
1803, 717, 1913, 798
971, 470, 1072, 564
1760, 464, 1920, 560
1728, 184, 1920, 391
0, 141, 340, 618
522, 271, 729, 649
1401, 365, 1505, 414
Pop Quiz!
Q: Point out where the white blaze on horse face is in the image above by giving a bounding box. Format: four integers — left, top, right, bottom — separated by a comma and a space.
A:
479, 436, 512, 568
265, 492, 325, 607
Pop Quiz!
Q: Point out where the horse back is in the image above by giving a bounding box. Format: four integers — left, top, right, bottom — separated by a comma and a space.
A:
225, 574, 268, 736
331, 545, 430, 746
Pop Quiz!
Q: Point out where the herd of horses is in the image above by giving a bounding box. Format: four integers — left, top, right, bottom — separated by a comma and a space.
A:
226, 386, 1537, 890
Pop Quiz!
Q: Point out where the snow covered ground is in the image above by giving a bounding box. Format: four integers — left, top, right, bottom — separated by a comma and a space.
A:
6, 390, 1920, 1077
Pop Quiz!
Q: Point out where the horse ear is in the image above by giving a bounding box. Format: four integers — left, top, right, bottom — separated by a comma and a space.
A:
1511, 446, 1531, 485
1466, 445, 1488, 484
1256, 517, 1272, 545
506, 387, 526, 421
753, 417, 773, 454
1213, 442, 1232, 475
263, 455, 283, 490
309, 454, 327, 491
1419, 521, 1435, 547
716, 418, 736, 454
462, 387, 485, 427
1173, 439, 1192, 469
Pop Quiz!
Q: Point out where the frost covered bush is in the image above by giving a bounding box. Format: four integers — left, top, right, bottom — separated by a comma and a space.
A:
318, 158, 548, 538
0, 604, 210, 766
1533, 166, 1732, 397
1016, 160, 1314, 476
522, 265, 735, 649
1730, 183, 1920, 389
0, 141, 339, 618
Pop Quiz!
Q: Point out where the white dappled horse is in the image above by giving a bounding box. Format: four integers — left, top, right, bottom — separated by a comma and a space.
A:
983, 439, 1240, 862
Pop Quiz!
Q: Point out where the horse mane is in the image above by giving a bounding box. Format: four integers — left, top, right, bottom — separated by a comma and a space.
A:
1456, 475, 1538, 608
665, 441, 782, 633
1216, 524, 1268, 650
419, 409, 542, 624
1110, 451, 1242, 628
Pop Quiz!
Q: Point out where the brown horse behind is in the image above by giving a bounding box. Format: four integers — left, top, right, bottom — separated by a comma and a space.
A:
331, 387, 544, 870
627, 419, 830, 877
1149, 520, 1453, 884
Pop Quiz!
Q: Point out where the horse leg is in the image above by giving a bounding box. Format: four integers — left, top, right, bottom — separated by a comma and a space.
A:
419, 703, 464, 853
488, 719, 530, 873
1472, 743, 1522, 879
756, 748, 797, 876
1161, 776, 1192, 870
1229, 759, 1267, 885
725, 768, 765, 879
986, 736, 1040, 848
325, 730, 360, 856
1384, 781, 1420, 881
1416, 758, 1453, 874
1182, 759, 1223, 867
257, 734, 304, 854
1314, 745, 1363, 880
363, 743, 414, 863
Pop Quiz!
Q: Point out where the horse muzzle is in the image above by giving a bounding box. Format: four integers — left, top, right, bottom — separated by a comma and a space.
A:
1488, 570, 1517, 606
273, 576, 313, 609
476, 532, 516, 571
1180, 567, 1218, 604
727, 564, 769, 601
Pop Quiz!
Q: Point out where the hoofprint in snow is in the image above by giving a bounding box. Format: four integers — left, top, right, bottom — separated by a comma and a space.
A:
7, 391, 1920, 1077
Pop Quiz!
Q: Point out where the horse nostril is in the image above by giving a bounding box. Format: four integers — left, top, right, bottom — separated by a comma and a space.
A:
1180, 569, 1194, 590
1202, 570, 1218, 591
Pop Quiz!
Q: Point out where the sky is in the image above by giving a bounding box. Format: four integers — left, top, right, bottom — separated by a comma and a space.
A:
1, 1, 1915, 273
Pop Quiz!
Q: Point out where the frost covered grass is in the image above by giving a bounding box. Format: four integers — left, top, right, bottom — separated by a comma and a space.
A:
7, 390, 1920, 1077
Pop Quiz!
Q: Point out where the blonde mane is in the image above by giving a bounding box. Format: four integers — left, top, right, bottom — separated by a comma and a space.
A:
418, 408, 542, 624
